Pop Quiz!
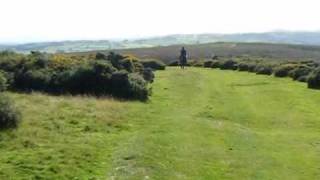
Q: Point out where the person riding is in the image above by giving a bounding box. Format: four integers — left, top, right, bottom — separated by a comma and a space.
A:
179, 47, 187, 69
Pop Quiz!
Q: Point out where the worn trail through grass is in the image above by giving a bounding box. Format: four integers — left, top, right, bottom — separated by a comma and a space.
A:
109, 67, 320, 179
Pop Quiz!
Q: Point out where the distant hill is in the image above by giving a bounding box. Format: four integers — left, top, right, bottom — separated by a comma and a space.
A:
3, 31, 320, 53
81, 42, 320, 64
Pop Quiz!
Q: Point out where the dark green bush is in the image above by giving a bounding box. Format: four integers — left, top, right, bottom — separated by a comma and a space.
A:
189, 60, 203, 67
0, 51, 155, 100
307, 68, 320, 89
238, 63, 250, 71
211, 61, 221, 68
289, 66, 313, 81
219, 60, 237, 70
0, 51, 24, 72
127, 73, 149, 101
95, 52, 108, 60
254, 65, 273, 75
141, 59, 166, 70
168, 61, 179, 66
15, 70, 51, 91
107, 52, 127, 70
57, 62, 116, 95
0, 72, 7, 92
203, 60, 214, 68
111, 71, 148, 101
0, 94, 21, 129
247, 64, 257, 72
131, 59, 144, 73
297, 75, 308, 82
143, 68, 155, 83
274, 64, 297, 77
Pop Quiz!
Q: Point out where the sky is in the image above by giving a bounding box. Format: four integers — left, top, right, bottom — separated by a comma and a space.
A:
0, 0, 320, 43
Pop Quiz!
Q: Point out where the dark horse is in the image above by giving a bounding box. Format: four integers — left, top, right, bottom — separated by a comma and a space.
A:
179, 47, 187, 69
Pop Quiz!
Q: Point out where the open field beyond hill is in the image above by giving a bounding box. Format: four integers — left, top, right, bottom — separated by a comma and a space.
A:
114, 42, 320, 63
0, 67, 319, 179
72, 42, 320, 64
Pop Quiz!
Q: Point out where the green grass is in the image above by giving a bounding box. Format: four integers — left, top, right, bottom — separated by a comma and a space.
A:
1, 67, 320, 179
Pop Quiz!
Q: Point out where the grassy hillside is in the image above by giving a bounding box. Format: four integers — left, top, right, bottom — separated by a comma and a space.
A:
0, 93, 130, 179
1, 67, 320, 179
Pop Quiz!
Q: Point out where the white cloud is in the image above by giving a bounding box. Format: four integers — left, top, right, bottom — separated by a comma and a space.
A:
0, 0, 320, 43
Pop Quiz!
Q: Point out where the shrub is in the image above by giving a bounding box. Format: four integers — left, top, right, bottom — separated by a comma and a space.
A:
0, 72, 7, 92
0, 94, 21, 129
119, 58, 135, 72
127, 73, 149, 101
189, 60, 203, 67
247, 64, 257, 72
274, 64, 297, 77
219, 60, 237, 70
143, 67, 155, 83
203, 60, 215, 68
254, 65, 273, 75
211, 61, 221, 68
14, 70, 51, 91
238, 63, 250, 71
0, 51, 152, 101
297, 75, 308, 82
131, 59, 144, 73
289, 66, 313, 81
141, 59, 166, 70
307, 68, 320, 89
65, 62, 115, 95
111, 71, 148, 101
0, 51, 24, 72
168, 61, 179, 66
1, 71, 14, 89
67, 65, 101, 94
107, 52, 127, 70
95, 52, 108, 60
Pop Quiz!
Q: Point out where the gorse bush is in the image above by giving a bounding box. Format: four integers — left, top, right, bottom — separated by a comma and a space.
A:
211, 61, 221, 68
203, 60, 215, 68
141, 59, 166, 70
0, 72, 7, 92
143, 67, 155, 83
289, 66, 312, 82
0, 51, 157, 101
190, 60, 204, 67
110, 71, 149, 100
307, 68, 320, 89
237, 63, 250, 71
274, 64, 297, 77
15, 70, 51, 91
168, 61, 179, 66
219, 60, 238, 70
254, 64, 273, 75
0, 94, 20, 129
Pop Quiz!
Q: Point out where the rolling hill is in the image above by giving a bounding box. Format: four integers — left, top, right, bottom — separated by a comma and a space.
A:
77, 42, 320, 64
3, 31, 320, 53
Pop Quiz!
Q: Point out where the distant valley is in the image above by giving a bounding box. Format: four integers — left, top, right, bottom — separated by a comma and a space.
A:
2, 31, 320, 53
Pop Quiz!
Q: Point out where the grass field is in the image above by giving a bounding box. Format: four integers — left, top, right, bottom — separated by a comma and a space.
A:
1, 67, 320, 179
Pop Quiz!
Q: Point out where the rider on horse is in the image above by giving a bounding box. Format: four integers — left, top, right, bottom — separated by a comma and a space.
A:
179, 47, 187, 69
